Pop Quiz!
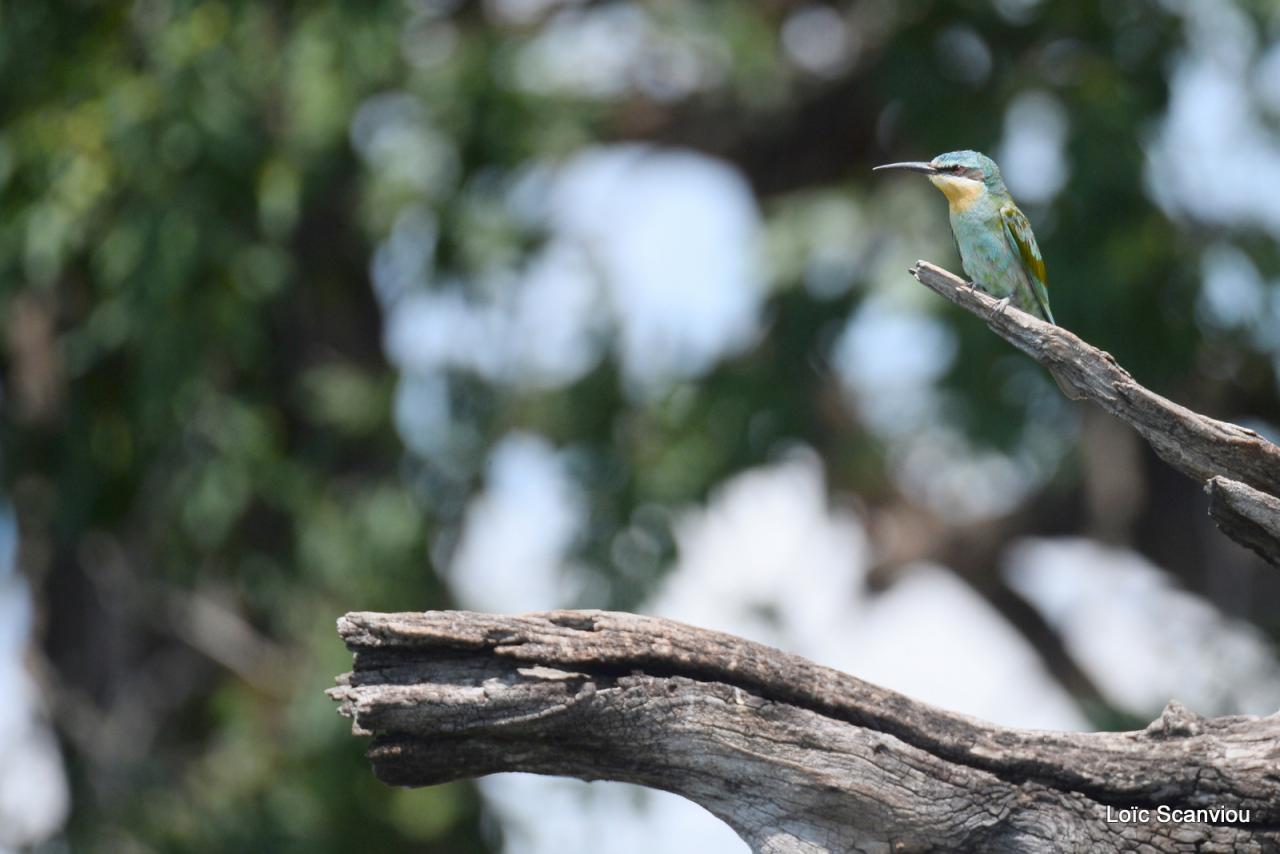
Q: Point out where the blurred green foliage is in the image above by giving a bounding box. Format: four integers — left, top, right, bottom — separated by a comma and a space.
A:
2, 1, 485, 850
2, 0, 1278, 850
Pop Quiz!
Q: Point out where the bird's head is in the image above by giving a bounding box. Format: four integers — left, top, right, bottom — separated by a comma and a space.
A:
873, 150, 1007, 211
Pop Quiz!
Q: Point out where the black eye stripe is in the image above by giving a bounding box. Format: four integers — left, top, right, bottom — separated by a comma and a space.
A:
934, 164, 983, 179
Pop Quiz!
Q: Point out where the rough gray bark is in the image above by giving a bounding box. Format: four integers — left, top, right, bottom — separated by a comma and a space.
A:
1205, 476, 1280, 567
331, 609, 1280, 854
911, 260, 1280, 566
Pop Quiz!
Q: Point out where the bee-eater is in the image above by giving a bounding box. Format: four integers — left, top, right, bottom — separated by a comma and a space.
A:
874, 150, 1053, 324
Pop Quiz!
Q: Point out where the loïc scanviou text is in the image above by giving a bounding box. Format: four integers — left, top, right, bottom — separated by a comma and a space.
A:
1106, 806, 1250, 824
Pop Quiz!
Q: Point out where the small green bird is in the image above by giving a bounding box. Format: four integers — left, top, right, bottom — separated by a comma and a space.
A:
874, 150, 1053, 324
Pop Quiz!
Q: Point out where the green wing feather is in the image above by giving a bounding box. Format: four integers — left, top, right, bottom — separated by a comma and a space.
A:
1000, 203, 1054, 325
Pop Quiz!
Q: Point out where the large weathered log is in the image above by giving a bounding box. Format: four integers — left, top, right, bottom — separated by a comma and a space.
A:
330, 609, 1280, 853
911, 260, 1280, 566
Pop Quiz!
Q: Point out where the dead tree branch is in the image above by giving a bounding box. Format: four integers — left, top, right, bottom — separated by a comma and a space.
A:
332, 609, 1280, 854
911, 260, 1280, 566
1205, 476, 1280, 566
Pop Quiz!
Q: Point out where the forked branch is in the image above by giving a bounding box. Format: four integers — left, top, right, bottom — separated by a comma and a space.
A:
331, 266, 1280, 853
911, 260, 1280, 566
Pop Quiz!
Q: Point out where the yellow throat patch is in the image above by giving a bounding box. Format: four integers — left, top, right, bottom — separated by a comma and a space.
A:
928, 174, 985, 212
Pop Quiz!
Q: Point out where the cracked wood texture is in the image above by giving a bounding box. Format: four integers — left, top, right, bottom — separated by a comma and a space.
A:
911, 260, 1280, 567
1206, 476, 1280, 567
331, 609, 1280, 853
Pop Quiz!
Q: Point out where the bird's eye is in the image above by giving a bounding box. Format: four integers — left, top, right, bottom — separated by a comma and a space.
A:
947, 165, 963, 174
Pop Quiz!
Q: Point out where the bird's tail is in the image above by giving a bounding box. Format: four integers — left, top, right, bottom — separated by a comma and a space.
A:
1038, 310, 1082, 400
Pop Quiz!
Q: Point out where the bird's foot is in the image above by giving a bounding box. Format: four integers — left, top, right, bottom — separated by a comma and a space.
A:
987, 297, 1011, 320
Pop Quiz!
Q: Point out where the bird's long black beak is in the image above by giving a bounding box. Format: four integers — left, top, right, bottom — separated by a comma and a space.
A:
872, 161, 938, 175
